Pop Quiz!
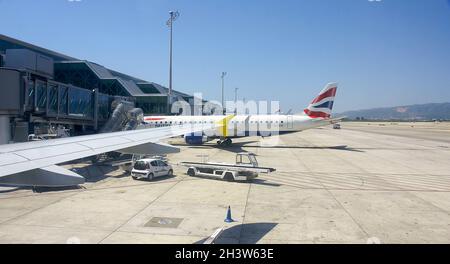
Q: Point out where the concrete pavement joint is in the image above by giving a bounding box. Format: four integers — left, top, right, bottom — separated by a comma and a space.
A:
97, 181, 182, 244
237, 183, 252, 244
0, 191, 81, 226
298, 136, 371, 238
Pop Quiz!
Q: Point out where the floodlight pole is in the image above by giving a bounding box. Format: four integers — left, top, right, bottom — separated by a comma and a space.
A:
221, 72, 227, 114
234, 87, 239, 114
167, 11, 179, 114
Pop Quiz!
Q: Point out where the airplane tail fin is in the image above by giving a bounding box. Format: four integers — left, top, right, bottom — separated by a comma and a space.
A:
304, 82, 338, 119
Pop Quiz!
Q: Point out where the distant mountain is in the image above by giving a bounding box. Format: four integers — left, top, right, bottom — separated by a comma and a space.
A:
339, 103, 450, 121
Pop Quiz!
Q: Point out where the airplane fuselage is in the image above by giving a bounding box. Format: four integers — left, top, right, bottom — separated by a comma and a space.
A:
142, 83, 338, 146
143, 115, 332, 144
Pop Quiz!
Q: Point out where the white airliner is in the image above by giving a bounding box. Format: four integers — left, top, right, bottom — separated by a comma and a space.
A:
144, 83, 341, 146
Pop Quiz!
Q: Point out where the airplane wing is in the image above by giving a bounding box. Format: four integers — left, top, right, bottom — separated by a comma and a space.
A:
0, 123, 214, 187
328, 116, 346, 124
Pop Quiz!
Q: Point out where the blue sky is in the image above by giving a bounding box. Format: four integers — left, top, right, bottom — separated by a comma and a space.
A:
1, 0, 450, 112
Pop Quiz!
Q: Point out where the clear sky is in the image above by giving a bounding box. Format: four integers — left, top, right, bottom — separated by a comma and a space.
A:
1, 0, 450, 112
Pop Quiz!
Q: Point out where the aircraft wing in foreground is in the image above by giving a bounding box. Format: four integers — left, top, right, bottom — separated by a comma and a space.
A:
0, 123, 215, 187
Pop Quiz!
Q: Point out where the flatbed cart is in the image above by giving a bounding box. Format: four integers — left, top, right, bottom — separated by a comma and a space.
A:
180, 153, 276, 182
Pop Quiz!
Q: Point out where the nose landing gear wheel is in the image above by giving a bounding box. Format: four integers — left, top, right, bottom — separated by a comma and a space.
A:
217, 138, 233, 147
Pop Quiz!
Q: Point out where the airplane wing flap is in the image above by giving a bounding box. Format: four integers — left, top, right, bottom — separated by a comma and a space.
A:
76, 136, 133, 149
0, 153, 29, 166
14, 143, 91, 160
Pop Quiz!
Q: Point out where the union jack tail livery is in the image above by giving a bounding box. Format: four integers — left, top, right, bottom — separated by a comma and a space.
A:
304, 83, 338, 119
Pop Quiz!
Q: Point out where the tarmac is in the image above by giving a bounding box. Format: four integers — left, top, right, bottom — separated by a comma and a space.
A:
1, 121, 450, 244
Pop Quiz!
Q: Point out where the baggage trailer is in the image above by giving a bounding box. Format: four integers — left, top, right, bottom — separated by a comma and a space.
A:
180, 153, 276, 182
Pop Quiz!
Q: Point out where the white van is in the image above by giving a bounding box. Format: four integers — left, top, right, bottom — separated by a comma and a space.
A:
131, 159, 173, 181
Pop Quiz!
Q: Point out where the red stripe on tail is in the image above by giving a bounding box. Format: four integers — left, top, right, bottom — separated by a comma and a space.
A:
311, 87, 337, 104
304, 109, 331, 119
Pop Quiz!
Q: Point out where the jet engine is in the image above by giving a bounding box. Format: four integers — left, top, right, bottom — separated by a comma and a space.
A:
184, 133, 208, 145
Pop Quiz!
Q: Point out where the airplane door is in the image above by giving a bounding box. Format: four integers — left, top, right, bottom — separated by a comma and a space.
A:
287, 116, 294, 130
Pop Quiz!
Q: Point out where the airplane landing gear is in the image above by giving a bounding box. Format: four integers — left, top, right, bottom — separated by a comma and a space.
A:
217, 138, 232, 147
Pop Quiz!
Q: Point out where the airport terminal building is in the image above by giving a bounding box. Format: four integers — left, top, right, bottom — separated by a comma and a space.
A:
0, 34, 209, 144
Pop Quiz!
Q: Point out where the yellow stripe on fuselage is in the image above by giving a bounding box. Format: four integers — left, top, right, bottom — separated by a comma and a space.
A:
216, 115, 235, 137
